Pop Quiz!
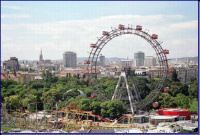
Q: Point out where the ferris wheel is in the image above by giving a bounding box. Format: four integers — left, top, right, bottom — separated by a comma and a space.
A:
84, 24, 170, 114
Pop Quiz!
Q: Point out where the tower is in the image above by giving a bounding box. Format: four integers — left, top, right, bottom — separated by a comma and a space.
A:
39, 49, 44, 64
134, 51, 145, 66
63, 51, 77, 68
99, 54, 105, 67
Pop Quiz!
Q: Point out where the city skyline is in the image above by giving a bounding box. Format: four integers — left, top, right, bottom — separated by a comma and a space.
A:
1, 1, 198, 61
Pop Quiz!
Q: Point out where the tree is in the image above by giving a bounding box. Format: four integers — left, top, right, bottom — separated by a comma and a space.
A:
1, 80, 18, 89
42, 70, 52, 82
158, 93, 177, 108
190, 77, 197, 84
31, 81, 44, 90
101, 100, 126, 119
78, 98, 91, 111
178, 84, 189, 96
90, 101, 101, 115
63, 89, 81, 100
21, 94, 37, 112
21, 94, 37, 106
41, 89, 62, 103
188, 79, 198, 98
175, 93, 191, 109
171, 69, 179, 82
5, 95, 20, 110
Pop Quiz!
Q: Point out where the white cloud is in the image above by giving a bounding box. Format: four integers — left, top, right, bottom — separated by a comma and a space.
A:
2, 5, 22, 10
1, 14, 198, 60
1, 14, 30, 19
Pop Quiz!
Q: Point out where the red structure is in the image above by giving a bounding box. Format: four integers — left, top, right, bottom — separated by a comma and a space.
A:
152, 34, 158, 39
84, 60, 90, 64
153, 102, 159, 108
136, 25, 142, 30
91, 93, 97, 98
103, 31, 109, 36
84, 78, 90, 82
163, 49, 169, 54
168, 70, 174, 73
90, 44, 96, 48
164, 87, 170, 92
118, 24, 125, 30
157, 108, 191, 120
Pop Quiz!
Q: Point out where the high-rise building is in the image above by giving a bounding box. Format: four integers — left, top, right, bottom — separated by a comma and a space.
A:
39, 49, 44, 64
99, 54, 105, 67
3, 57, 19, 71
145, 56, 156, 67
134, 51, 145, 66
63, 51, 77, 68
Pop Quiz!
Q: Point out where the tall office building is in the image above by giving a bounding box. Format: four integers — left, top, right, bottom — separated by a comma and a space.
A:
145, 56, 156, 67
63, 51, 77, 68
3, 57, 19, 71
134, 51, 145, 66
99, 54, 105, 67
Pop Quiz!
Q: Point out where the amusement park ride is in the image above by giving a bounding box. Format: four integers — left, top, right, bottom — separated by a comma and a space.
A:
84, 24, 171, 114
1, 24, 173, 132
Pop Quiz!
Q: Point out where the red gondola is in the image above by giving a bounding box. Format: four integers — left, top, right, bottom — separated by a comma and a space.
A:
153, 102, 159, 108
163, 49, 169, 54
118, 24, 125, 30
84, 60, 90, 64
136, 25, 142, 30
102, 31, 109, 36
90, 44, 96, 48
84, 78, 90, 82
168, 70, 173, 73
164, 87, 170, 92
91, 94, 97, 98
152, 34, 158, 39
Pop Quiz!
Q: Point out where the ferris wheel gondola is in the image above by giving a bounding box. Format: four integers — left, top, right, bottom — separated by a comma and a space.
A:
85, 24, 169, 113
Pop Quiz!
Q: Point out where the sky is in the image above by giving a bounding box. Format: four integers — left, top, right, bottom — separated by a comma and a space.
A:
1, 1, 198, 61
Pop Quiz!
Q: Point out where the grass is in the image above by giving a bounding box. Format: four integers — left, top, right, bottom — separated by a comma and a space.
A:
188, 98, 198, 111
1, 127, 12, 133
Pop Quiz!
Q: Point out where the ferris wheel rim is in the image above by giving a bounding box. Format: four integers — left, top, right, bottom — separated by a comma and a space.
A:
85, 25, 169, 108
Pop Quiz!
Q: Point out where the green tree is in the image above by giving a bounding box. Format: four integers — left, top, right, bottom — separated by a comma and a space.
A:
190, 77, 197, 84
158, 93, 177, 108
41, 88, 62, 103
31, 81, 44, 90
21, 94, 37, 112
63, 89, 81, 100
178, 84, 189, 96
67, 98, 80, 107
5, 95, 21, 110
175, 93, 191, 109
188, 79, 198, 98
21, 94, 37, 106
171, 69, 179, 82
1, 80, 18, 89
90, 101, 101, 115
78, 98, 91, 111
101, 100, 126, 119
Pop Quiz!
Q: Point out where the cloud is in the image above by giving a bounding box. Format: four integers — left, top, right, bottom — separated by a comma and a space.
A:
1, 14, 198, 60
2, 5, 22, 10
1, 14, 30, 19
2, 5, 29, 10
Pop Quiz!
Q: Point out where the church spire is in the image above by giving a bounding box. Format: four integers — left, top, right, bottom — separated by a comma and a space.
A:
39, 48, 44, 64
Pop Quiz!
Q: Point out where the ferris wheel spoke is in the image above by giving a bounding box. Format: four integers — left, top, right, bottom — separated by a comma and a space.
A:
84, 24, 169, 113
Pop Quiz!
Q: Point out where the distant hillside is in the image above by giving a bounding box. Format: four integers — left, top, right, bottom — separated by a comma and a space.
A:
171, 56, 198, 62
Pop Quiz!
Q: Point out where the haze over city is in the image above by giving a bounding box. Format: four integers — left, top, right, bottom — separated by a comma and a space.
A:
1, 1, 198, 61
